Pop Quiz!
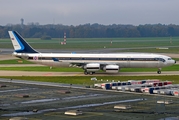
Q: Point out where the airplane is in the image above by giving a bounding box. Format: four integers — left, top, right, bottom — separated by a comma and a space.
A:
8, 31, 176, 75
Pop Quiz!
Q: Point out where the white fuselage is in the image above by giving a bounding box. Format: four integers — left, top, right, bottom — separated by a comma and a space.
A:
13, 52, 175, 68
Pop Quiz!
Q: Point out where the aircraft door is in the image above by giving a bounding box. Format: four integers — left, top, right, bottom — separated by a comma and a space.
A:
155, 58, 161, 68
39, 53, 42, 63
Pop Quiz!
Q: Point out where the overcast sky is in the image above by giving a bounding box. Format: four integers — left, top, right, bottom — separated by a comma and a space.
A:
0, 0, 179, 26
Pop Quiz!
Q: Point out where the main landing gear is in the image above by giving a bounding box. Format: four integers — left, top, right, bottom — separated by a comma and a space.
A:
84, 71, 95, 75
157, 68, 161, 74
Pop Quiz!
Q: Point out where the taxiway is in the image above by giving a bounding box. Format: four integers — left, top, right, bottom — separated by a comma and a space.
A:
0, 70, 179, 76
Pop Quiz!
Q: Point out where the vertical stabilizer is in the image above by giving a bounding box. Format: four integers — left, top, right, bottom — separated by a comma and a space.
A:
8, 31, 38, 53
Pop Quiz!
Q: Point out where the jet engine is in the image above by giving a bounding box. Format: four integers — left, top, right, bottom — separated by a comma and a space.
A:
83, 63, 100, 72
103, 65, 119, 73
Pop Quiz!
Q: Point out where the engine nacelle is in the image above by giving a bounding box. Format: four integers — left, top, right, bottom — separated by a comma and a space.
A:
103, 65, 119, 73
84, 63, 100, 72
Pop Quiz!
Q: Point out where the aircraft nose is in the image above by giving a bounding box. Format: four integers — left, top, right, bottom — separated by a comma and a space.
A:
169, 59, 176, 65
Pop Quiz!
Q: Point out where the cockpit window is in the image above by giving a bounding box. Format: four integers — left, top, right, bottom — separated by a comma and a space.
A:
160, 58, 165, 62
155, 58, 165, 62
168, 58, 172, 60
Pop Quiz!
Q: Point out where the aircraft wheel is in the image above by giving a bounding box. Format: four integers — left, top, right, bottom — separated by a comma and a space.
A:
89, 72, 93, 75
157, 70, 161, 74
84, 71, 88, 75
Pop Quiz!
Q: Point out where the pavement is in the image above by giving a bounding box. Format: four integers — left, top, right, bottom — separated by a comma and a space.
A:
0, 64, 45, 67
0, 54, 16, 60
0, 70, 179, 76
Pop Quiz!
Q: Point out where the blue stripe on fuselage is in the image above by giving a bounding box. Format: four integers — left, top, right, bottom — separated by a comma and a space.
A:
52, 57, 59, 62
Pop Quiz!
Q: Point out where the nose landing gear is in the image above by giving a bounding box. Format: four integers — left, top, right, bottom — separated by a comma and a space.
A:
157, 68, 161, 74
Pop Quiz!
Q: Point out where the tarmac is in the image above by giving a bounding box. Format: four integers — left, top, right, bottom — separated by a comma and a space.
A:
1, 78, 179, 120
0, 70, 179, 76
0, 78, 148, 120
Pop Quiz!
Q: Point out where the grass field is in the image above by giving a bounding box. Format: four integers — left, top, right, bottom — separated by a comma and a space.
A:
0, 59, 33, 64
119, 47, 179, 53
1, 37, 179, 53
1, 75, 179, 85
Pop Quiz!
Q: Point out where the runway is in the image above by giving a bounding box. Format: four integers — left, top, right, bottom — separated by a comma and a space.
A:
0, 70, 179, 76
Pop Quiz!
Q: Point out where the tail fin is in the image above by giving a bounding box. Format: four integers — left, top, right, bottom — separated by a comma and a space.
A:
8, 31, 38, 53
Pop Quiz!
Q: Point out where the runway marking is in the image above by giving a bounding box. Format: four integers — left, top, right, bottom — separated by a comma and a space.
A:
45, 112, 103, 118
1, 98, 144, 116
0, 88, 37, 93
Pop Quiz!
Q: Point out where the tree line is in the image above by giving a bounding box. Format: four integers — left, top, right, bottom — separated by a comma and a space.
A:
0, 23, 179, 38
